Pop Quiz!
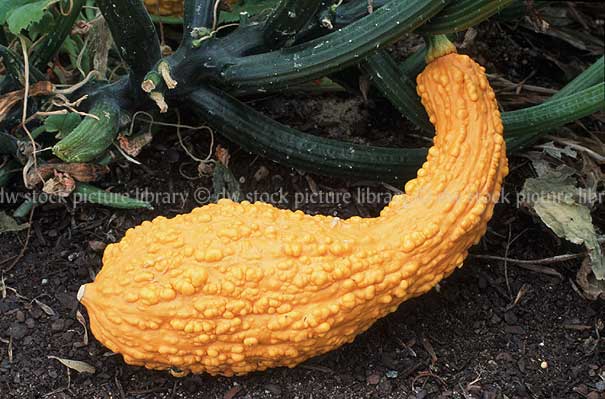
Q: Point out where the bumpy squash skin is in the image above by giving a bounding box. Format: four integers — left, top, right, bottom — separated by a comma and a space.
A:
80, 53, 508, 377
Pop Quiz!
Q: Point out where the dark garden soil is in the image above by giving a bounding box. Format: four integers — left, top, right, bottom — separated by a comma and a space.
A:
1, 5, 604, 399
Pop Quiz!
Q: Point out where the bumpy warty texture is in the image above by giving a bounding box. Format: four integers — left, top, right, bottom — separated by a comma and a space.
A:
80, 53, 509, 376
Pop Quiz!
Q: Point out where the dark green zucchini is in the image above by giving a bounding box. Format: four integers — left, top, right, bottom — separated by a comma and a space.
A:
550, 56, 604, 102
52, 98, 121, 162
74, 183, 153, 209
220, 0, 446, 93
362, 50, 432, 133
504, 83, 605, 141
189, 86, 424, 181
95, 0, 161, 84
188, 80, 604, 181
419, 0, 514, 35
263, 0, 323, 49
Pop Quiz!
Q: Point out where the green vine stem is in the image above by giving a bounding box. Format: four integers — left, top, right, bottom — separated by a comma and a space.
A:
74, 183, 153, 209
495, 0, 549, 21
264, 0, 323, 49
32, 0, 86, 70
424, 34, 457, 63
189, 86, 424, 180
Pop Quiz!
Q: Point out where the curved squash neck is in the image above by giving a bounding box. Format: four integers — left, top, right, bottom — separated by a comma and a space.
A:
370, 53, 507, 274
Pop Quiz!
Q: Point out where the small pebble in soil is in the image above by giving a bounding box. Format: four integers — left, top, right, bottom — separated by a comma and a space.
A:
414, 389, 428, 399
504, 311, 518, 324
8, 323, 28, 340
88, 240, 107, 252
264, 384, 282, 396
51, 319, 66, 332
367, 373, 381, 385
16, 310, 25, 322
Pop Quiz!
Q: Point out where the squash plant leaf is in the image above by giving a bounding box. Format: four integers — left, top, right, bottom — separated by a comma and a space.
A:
0, 0, 33, 25
44, 113, 82, 139
520, 161, 604, 281
5, 0, 53, 35
0, 211, 29, 234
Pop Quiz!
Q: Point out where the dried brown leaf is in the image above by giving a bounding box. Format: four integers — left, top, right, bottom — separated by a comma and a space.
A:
48, 356, 96, 374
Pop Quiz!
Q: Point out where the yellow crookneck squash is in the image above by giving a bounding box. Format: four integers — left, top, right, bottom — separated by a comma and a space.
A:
79, 39, 508, 377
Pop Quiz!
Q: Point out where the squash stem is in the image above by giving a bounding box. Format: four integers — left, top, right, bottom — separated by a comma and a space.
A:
150, 92, 168, 113
158, 61, 178, 90
425, 35, 457, 64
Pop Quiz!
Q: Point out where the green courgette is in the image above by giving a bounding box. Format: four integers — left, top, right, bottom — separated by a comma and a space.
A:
74, 183, 153, 209
221, 0, 447, 93
362, 51, 432, 133
263, 0, 323, 49
95, 0, 161, 84
550, 56, 604, 102
188, 81, 605, 181
52, 98, 121, 162
419, 0, 514, 35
